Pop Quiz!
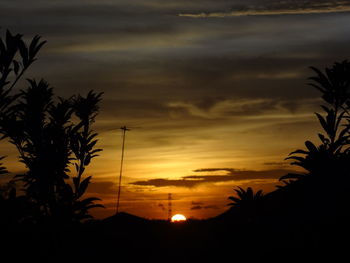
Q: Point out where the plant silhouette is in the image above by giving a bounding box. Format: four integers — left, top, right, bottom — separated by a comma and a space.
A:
281, 61, 350, 184
0, 29, 103, 224
270, 61, 350, 225
225, 61, 350, 226
0, 30, 46, 178
228, 186, 264, 222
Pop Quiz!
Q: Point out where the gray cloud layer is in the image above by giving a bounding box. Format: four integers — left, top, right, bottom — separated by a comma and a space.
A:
179, 1, 350, 17
130, 168, 293, 188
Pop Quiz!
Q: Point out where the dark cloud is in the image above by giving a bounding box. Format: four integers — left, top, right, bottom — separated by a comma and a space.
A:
130, 178, 200, 188
179, 1, 350, 17
130, 168, 293, 188
191, 204, 220, 210
193, 168, 236, 173
4, 1, 348, 115
190, 201, 219, 210
191, 205, 203, 210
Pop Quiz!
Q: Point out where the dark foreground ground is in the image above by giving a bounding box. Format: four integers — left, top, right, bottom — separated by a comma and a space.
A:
2, 210, 350, 263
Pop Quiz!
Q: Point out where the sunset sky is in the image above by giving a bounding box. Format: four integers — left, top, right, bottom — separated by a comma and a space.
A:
1, 0, 350, 219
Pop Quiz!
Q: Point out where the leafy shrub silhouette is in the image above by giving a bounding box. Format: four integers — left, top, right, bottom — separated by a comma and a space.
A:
281, 61, 350, 184
228, 187, 264, 222
271, 61, 350, 223
225, 61, 350, 223
0, 29, 103, 224
0, 30, 46, 177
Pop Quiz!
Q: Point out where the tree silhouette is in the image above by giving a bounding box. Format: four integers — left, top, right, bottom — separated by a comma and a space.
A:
271, 61, 350, 225
280, 61, 350, 183
0, 30, 103, 224
0, 30, 46, 178
228, 187, 264, 222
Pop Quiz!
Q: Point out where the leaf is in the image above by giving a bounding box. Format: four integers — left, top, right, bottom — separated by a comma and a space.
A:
84, 155, 91, 166
305, 141, 318, 153
289, 149, 309, 155
234, 187, 245, 198
315, 113, 329, 135
0, 38, 6, 54
318, 133, 328, 144
13, 60, 20, 75
0, 166, 8, 175
320, 105, 332, 115
28, 35, 46, 63
255, 190, 263, 198
338, 127, 349, 142
85, 204, 105, 209
87, 132, 98, 142
285, 156, 305, 163
86, 139, 97, 151
309, 66, 332, 92
5, 30, 13, 50
308, 83, 325, 94
18, 40, 29, 67
77, 197, 101, 207
335, 111, 345, 132
73, 176, 80, 190
77, 176, 91, 198
228, 196, 241, 204
90, 149, 103, 155
246, 187, 253, 197
279, 173, 305, 181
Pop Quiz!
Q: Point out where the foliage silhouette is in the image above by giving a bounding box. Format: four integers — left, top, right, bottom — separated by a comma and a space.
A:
0, 30, 103, 224
0, 30, 46, 177
228, 186, 264, 222
224, 61, 350, 227
281, 60, 350, 183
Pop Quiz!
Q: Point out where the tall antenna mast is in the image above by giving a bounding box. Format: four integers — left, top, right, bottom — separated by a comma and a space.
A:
168, 193, 172, 221
116, 126, 130, 214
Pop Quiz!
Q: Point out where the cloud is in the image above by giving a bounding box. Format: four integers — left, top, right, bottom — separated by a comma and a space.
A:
166, 97, 320, 120
190, 201, 220, 210
167, 98, 280, 119
191, 204, 220, 210
193, 168, 237, 173
179, 1, 350, 18
191, 205, 203, 210
129, 178, 201, 188
130, 168, 293, 188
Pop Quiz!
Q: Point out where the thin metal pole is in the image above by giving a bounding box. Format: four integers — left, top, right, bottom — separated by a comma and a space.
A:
116, 126, 129, 214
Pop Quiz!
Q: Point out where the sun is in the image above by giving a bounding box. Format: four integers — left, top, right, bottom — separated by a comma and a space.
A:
171, 214, 187, 222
